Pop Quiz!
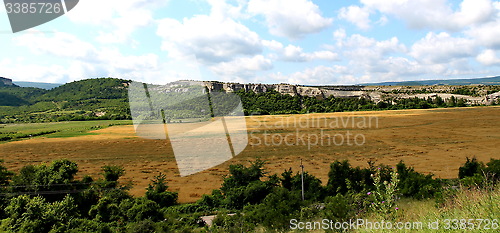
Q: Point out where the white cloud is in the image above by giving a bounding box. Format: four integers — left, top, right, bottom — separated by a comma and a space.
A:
157, 15, 262, 64
410, 32, 476, 64
211, 55, 273, 79
0, 58, 68, 83
262, 40, 284, 51
361, 0, 497, 31
97, 48, 158, 73
453, 0, 497, 28
341, 34, 407, 65
95, 9, 153, 44
338, 6, 371, 30
10, 30, 167, 83
281, 45, 338, 62
331, 33, 458, 81
271, 65, 351, 85
247, 0, 332, 39
376, 15, 388, 26
477, 49, 500, 65
14, 31, 159, 73
466, 20, 500, 49
207, 0, 248, 20
67, 0, 162, 44
15, 31, 96, 60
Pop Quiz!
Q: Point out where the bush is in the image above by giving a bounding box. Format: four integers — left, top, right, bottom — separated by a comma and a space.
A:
322, 194, 355, 222
219, 159, 276, 209
458, 157, 485, 179
281, 168, 325, 201
211, 212, 253, 232
3, 194, 78, 233
0, 160, 13, 186
101, 165, 125, 188
64, 218, 112, 233
197, 189, 224, 211
243, 187, 302, 230
326, 160, 372, 195
484, 158, 500, 181
88, 196, 124, 223
121, 198, 162, 222
396, 161, 441, 199
145, 173, 177, 208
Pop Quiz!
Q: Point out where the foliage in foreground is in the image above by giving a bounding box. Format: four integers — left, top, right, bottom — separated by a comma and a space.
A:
0, 157, 498, 232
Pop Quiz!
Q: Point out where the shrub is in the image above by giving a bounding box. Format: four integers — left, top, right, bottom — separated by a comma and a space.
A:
197, 189, 224, 211
484, 158, 500, 181
368, 167, 399, 219
281, 168, 325, 201
101, 165, 125, 188
3, 194, 78, 233
326, 160, 372, 195
64, 218, 112, 233
121, 198, 162, 222
145, 173, 177, 208
243, 187, 302, 230
0, 160, 13, 186
88, 196, 123, 222
220, 159, 275, 209
322, 194, 355, 222
458, 157, 485, 179
396, 161, 441, 199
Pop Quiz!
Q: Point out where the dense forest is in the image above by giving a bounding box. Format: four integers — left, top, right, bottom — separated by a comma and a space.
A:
0, 157, 497, 232
0, 78, 497, 123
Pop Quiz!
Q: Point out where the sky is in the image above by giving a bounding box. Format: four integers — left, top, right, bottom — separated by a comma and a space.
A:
1, 0, 500, 85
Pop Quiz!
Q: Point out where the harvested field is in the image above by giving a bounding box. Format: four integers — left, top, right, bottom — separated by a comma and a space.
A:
0, 106, 499, 203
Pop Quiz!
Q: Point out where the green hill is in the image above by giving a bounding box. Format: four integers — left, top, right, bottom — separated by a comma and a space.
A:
0, 78, 131, 123
38, 78, 129, 101
0, 86, 47, 106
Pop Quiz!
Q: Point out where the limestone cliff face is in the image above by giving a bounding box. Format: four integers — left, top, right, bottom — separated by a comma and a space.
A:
484, 91, 500, 105
0, 77, 14, 86
170, 81, 498, 106
202, 81, 374, 100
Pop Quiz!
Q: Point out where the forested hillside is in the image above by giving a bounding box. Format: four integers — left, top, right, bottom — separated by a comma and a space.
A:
0, 78, 131, 123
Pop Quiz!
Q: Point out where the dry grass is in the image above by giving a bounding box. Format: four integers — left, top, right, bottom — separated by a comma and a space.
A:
0, 106, 499, 203
356, 184, 500, 232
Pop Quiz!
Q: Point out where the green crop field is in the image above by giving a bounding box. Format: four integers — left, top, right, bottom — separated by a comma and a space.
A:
0, 120, 132, 142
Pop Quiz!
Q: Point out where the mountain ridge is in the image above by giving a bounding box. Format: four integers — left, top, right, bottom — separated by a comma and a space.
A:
358, 76, 500, 86
14, 81, 62, 90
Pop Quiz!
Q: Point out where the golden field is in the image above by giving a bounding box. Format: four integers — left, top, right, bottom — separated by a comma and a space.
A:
1, 106, 499, 203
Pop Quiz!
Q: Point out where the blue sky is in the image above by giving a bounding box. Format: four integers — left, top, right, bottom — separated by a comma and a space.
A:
1, 0, 500, 85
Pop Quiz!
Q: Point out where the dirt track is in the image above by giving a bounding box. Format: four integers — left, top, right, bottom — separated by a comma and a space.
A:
1, 106, 499, 203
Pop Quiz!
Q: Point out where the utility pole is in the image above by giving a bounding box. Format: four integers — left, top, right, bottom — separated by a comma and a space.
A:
300, 159, 304, 201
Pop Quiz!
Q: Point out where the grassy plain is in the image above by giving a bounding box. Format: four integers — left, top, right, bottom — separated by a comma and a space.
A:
0, 106, 499, 203
0, 120, 131, 141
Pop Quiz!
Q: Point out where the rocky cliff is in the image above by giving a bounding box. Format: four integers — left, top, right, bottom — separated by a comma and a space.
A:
201, 81, 499, 105
0, 77, 14, 86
